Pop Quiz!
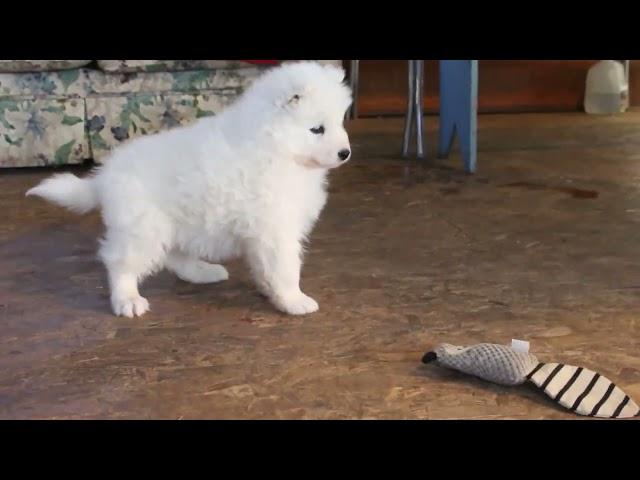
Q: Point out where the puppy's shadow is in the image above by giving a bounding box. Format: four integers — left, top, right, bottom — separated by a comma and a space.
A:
2, 223, 280, 319
0, 223, 108, 315
143, 264, 279, 318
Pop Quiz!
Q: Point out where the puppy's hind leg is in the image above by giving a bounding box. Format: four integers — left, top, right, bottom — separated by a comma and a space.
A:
107, 268, 150, 318
99, 229, 168, 318
165, 250, 229, 284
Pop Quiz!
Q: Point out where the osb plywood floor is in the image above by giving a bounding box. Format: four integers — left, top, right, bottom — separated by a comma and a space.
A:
2, 112, 640, 419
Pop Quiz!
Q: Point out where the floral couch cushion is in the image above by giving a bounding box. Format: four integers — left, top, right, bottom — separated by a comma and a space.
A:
0, 67, 263, 98
86, 67, 262, 95
0, 60, 92, 73
97, 60, 253, 73
0, 60, 344, 167
97, 60, 344, 73
0, 69, 91, 97
0, 61, 342, 97
0, 97, 89, 167
86, 91, 238, 161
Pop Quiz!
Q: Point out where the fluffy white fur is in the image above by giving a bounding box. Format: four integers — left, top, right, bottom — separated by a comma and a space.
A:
27, 61, 353, 318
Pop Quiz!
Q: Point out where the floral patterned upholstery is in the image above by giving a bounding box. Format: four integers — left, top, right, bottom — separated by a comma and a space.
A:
0, 60, 92, 73
0, 60, 343, 167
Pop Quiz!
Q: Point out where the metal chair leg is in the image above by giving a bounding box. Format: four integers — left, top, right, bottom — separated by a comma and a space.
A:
402, 60, 425, 158
402, 60, 416, 157
348, 60, 359, 120
415, 60, 425, 158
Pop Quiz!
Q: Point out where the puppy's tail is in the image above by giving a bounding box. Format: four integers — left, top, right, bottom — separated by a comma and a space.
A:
26, 173, 99, 214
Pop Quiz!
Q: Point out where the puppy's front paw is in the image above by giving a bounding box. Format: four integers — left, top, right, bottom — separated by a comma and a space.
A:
273, 292, 319, 316
112, 295, 150, 318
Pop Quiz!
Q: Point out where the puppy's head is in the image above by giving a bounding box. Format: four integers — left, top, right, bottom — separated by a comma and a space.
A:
259, 62, 353, 169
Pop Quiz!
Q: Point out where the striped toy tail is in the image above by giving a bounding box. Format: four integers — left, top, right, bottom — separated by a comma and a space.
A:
526, 362, 640, 419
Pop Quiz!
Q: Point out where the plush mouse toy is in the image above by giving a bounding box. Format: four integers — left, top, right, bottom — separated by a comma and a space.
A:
422, 341, 640, 419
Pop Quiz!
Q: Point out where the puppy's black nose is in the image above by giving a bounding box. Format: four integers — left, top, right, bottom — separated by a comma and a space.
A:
338, 149, 351, 161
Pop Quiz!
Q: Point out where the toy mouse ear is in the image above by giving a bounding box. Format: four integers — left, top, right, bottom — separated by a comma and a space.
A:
422, 351, 438, 364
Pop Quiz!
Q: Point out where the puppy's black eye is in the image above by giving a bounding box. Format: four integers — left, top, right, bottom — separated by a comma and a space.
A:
310, 125, 325, 135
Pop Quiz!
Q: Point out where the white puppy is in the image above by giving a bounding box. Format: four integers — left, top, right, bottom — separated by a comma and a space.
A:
27, 61, 353, 318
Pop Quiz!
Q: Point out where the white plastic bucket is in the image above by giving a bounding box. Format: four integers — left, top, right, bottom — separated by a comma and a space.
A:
584, 60, 629, 114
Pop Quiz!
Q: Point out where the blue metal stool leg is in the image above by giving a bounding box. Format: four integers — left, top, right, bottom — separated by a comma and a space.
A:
438, 60, 478, 174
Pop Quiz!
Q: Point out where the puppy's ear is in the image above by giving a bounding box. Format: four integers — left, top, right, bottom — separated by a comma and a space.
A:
287, 94, 302, 105
276, 92, 303, 110
324, 64, 346, 83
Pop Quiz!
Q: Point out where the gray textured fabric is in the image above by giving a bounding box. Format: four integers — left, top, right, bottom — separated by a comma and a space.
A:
434, 343, 539, 386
